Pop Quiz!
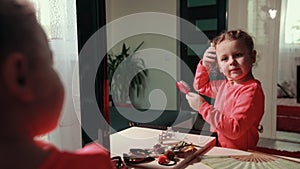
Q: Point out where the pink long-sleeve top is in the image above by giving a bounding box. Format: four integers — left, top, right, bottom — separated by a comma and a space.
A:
193, 62, 264, 150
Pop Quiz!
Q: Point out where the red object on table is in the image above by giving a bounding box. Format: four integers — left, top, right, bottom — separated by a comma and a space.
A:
158, 155, 169, 164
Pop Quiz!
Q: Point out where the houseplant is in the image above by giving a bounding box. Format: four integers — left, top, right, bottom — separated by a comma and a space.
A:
108, 42, 148, 106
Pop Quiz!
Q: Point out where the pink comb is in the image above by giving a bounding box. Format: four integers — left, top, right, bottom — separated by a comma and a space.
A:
176, 80, 190, 94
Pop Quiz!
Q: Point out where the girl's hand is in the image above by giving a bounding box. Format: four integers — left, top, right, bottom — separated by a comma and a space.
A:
202, 43, 217, 68
185, 92, 205, 111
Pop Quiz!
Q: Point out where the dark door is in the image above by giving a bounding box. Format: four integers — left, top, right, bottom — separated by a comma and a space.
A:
76, 0, 109, 148
179, 0, 227, 135
180, 0, 227, 77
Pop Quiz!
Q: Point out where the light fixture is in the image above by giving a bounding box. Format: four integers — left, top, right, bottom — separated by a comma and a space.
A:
268, 9, 277, 19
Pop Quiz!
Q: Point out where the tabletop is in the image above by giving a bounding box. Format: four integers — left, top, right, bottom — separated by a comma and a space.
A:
110, 126, 252, 169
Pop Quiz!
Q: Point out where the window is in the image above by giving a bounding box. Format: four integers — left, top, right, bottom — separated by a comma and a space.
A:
28, 0, 81, 150
284, 0, 300, 44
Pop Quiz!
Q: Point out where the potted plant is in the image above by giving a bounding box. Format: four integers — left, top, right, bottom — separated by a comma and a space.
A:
108, 42, 148, 106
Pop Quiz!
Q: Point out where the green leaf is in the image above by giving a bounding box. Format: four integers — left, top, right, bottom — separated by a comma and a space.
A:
107, 41, 148, 103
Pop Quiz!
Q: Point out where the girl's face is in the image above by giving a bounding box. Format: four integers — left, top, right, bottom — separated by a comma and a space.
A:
216, 39, 256, 84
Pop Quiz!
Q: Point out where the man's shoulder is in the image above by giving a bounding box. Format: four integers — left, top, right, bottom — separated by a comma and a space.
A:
38, 142, 114, 169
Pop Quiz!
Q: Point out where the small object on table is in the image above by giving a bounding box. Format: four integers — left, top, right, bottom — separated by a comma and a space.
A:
158, 154, 169, 164
159, 127, 175, 143
176, 80, 190, 94
153, 144, 165, 154
176, 144, 197, 158
171, 141, 197, 158
123, 148, 155, 164
158, 154, 177, 166
158, 127, 185, 145
164, 150, 176, 160
123, 153, 155, 164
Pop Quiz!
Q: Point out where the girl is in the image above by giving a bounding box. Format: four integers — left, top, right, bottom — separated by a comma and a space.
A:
186, 30, 265, 150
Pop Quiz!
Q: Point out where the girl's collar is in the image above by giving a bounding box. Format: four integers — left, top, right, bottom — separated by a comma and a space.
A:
226, 78, 256, 86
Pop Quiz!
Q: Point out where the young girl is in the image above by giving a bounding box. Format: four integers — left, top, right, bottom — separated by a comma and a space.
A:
186, 30, 265, 150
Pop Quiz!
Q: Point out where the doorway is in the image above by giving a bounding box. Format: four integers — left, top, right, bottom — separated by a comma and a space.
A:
276, 0, 300, 142
179, 0, 227, 134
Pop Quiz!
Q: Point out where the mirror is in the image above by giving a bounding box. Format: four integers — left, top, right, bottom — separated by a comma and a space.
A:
106, 0, 300, 144
106, 0, 225, 136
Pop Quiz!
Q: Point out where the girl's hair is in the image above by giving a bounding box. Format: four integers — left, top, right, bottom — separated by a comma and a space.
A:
212, 29, 255, 52
0, 0, 41, 68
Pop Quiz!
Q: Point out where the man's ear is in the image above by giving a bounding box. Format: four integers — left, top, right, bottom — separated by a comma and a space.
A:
2, 53, 33, 101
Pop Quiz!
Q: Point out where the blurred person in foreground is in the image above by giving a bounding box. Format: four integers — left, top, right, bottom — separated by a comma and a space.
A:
0, 0, 116, 168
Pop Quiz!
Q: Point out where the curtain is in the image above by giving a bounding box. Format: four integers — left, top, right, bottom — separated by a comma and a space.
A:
278, 0, 300, 98
228, 0, 281, 138
29, 0, 82, 151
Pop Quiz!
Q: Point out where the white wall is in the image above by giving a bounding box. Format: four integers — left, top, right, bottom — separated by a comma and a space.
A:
106, 0, 178, 110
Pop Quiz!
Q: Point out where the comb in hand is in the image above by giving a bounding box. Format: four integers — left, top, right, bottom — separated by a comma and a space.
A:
176, 81, 190, 95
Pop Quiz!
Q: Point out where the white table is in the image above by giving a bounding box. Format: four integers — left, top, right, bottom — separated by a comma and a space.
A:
110, 127, 251, 169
